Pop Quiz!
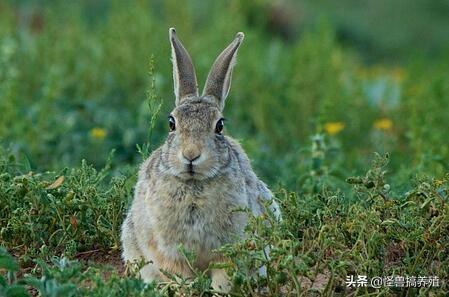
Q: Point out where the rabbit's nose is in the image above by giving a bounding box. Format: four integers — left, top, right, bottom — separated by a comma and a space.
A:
182, 146, 201, 163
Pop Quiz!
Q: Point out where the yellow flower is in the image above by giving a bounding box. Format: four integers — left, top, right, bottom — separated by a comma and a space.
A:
434, 179, 445, 186
373, 118, 393, 131
89, 127, 107, 140
324, 122, 345, 135
391, 67, 406, 82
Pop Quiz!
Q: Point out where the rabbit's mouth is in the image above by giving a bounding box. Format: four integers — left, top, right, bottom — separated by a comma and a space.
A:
178, 164, 211, 180
187, 163, 195, 176
178, 163, 199, 179
172, 156, 220, 180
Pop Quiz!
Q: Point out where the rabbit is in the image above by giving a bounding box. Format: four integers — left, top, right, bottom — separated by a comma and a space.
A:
121, 28, 281, 293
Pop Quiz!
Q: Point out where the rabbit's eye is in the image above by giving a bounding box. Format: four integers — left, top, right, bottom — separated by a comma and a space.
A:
215, 118, 224, 134
168, 116, 176, 132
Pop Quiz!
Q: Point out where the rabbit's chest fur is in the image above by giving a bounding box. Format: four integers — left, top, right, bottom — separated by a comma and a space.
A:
142, 172, 249, 257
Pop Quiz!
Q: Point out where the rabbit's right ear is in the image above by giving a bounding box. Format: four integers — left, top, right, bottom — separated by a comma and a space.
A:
169, 28, 198, 106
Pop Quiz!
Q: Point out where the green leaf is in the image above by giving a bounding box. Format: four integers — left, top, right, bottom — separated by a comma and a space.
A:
0, 250, 19, 272
5, 285, 30, 297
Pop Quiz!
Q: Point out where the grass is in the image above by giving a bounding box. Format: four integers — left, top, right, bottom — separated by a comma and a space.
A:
1, 0, 449, 296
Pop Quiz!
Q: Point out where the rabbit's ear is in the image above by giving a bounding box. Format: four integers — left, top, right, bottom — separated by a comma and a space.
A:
202, 32, 244, 110
169, 28, 198, 105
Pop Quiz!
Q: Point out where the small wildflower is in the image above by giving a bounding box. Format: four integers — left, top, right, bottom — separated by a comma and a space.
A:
324, 122, 345, 135
89, 127, 107, 140
434, 179, 445, 186
391, 67, 406, 82
373, 118, 393, 131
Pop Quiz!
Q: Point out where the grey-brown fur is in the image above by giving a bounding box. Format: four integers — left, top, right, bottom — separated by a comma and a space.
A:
121, 28, 281, 293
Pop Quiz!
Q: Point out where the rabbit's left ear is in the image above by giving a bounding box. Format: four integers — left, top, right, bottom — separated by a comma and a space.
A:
202, 32, 244, 110
169, 28, 199, 106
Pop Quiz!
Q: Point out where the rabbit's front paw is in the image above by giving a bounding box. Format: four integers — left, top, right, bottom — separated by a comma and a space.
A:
211, 269, 232, 293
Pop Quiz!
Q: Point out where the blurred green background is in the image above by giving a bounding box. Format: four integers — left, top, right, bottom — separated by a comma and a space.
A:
1, 0, 448, 191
